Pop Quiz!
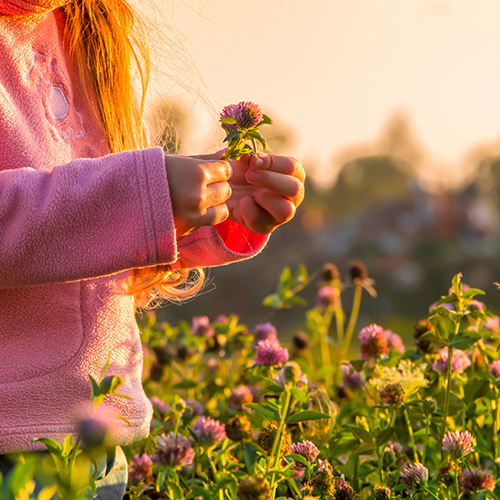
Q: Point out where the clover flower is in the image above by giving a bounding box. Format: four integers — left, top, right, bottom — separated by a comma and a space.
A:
373, 485, 391, 500
489, 360, 500, 379
322, 263, 340, 282
183, 398, 204, 418
237, 476, 271, 500
149, 395, 170, 417
460, 468, 495, 493
192, 416, 227, 445
310, 467, 336, 497
316, 286, 335, 309
258, 422, 291, 456
225, 415, 255, 441
153, 432, 195, 468
334, 476, 356, 500
340, 364, 363, 389
442, 430, 474, 458
128, 453, 153, 485
383, 441, 406, 468
384, 329, 405, 353
274, 361, 308, 389
400, 463, 428, 489
191, 316, 215, 338
76, 408, 112, 449
252, 322, 278, 344
255, 338, 289, 365
359, 324, 389, 360
220, 101, 262, 130
290, 440, 320, 463
379, 382, 406, 406
228, 385, 253, 409
432, 347, 471, 374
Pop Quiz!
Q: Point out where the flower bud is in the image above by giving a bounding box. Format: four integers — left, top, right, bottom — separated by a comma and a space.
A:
348, 260, 368, 281
321, 263, 340, 282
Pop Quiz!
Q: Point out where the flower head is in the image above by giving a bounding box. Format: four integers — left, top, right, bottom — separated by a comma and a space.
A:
153, 432, 195, 468
400, 463, 428, 489
252, 322, 278, 344
191, 316, 214, 338
228, 385, 253, 409
237, 476, 271, 500
442, 430, 474, 458
384, 329, 405, 353
349, 260, 368, 280
128, 453, 153, 485
322, 263, 340, 283
292, 331, 310, 353
258, 422, 291, 456
490, 360, 500, 378
192, 416, 226, 445
373, 485, 391, 500
255, 338, 289, 365
460, 468, 495, 493
413, 319, 435, 353
379, 382, 406, 406
316, 286, 335, 309
274, 361, 308, 389
290, 440, 320, 463
76, 408, 112, 449
220, 101, 262, 131
225, 415, 255, 441
369, 360, 428, 397
306, 388, 338, 440
340, 364, 363, 389
149, 395, 170, 417
432, 347, 471, 374
359, 324, 389, 360
334, 476, 355, 500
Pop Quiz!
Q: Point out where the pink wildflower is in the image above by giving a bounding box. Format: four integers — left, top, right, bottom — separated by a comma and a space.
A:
220, 101, 263, 130
191, 316, 215, 338
290, 440, 320, 462
183, 398, 204, 417
401, 463, 428, 489
255, 338, 289, 365
128, 454, 153, 485
77, 408, 112, 449
316, 286, 335, 309
154, 432, 195, 468
253, 322, 278, 344
359, 324, 389, 360
384, 329, 405, 353
442, 430, 474, 458
490, 360, 500, 378
228, 385, 253, 409
460, 468, 495, 493
149, 396, 170, 417
192, 416, 227, 444
340, 364, 363, 389
432, 347, 471, 374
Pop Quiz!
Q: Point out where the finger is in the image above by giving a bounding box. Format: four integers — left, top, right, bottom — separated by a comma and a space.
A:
197, 203, 230, 227
248, 153, 306, 183
254, 189, 296, 224
202, 160, 232, 185
204, 181, 232, 208
239, 196, 277, 235
190, 148, 226, 161
246, 169, 304, 204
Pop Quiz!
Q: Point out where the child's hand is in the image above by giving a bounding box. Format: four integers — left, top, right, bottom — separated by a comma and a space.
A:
227, 152, 305, 234
164, 153, 232, 237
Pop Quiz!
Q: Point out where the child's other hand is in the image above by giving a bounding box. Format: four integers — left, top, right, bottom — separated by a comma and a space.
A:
227, 153, 305, 234
164, 153, 232, 237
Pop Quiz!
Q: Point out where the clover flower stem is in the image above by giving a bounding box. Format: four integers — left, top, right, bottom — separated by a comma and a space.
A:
454, 461, 460, 500
423, 415, 431, 466
320, 307, 334, 387
377, 448, 385, 483
334, 291, 345, 347
493, 389, 500, 472
423, 487, 441, 500
207, 450, 223, 500
404, 406, 419, 464
341, 284, 363, 362
269, 388, 293, 498
389, 408, 397, 428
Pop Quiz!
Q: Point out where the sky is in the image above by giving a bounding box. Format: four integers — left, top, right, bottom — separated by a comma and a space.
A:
139, 0, 500, 188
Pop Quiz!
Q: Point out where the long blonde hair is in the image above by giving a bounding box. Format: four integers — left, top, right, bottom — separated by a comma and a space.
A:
62, 0, 203, 307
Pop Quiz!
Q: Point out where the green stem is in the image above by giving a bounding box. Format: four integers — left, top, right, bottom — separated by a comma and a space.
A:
333, 289, 344, 347
423, 416, 431, 466
320, 307, 334, 387
494, 388, 500, 473
404, 406, 419, 464
454, 461, 460, 500
341, 285, 363, 361
269, 388, 293, 499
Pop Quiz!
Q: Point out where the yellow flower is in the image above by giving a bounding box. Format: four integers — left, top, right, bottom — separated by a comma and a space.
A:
369, 360, 428, 397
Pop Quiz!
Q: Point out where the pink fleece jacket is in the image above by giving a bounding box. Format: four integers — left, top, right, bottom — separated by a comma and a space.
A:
0, 0, 268, 452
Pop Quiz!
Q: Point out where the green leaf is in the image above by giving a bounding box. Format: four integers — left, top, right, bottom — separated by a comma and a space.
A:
451, 273, 463, 295
464, 378, 491, 404
244, 403, 280, 422
349, 426, 374, 446
290, 386, 307, 403
223, 130, 242, 142
355, 442, 375, 455
220, 117, 237, 125
31, 437, 62, 457
287, 453, 309, 467
262, 293, 282, 309
260, 114, 272, 125
173, 379, 198, 389
450, 331, 483, 350
88, 374, 100, 399
286, 410, 331, 424
376, 427, 396, 448
462, 288, 486, 299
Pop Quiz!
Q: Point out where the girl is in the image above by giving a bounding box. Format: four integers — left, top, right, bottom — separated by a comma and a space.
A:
0, 0, 305, 496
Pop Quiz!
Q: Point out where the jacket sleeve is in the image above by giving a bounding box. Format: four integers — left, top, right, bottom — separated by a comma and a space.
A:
0, 147, 178, 289
177, 219, 269, 268
0, 0, 69, 16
